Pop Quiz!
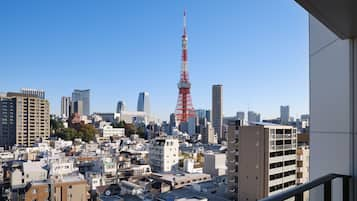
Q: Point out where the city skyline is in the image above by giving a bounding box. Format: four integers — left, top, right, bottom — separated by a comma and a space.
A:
0, 1, 309, 121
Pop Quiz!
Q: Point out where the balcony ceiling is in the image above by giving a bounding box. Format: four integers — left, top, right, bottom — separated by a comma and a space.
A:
295, 0, 357, 39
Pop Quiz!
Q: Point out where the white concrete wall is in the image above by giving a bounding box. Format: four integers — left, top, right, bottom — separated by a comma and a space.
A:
309, 15, 354, 201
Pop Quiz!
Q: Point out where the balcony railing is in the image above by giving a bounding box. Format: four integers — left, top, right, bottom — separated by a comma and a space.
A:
259, 173, 351, 201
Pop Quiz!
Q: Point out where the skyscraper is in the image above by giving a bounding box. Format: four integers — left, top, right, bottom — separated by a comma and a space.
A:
61, 96, 71, 118
248, 110, 261, 123
0, 97, 17, 148
137, 92, 150, 114
280, 105, 290, 125
116, 100, 126, 113
206, 110, 212, 122
212, 84, 223, 142
236, 111, 245, 122
73, 100, 84, 116
72, 89, 90, 115
169, 113, 176, 134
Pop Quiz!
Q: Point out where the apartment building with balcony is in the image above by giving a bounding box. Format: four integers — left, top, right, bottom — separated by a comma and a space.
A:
238, 123, 297, 201
227, 120, 242, 199
2, 92, 50, 147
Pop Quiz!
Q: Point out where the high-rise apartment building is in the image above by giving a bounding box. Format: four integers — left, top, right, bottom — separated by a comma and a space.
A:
137, 92, 150, 114
116, 100, 126, 113
61, 96, 71, 118
212, 84, 223, 142
248, 110, 261, 123
72, 89, 90, 115
280, 105, 290, 125
1, 92, 50, 147
227, 120, 242, 199
238, 123, 297, 201
202, 122, 217, 144
20, 88, 45, 99
149, 137, 179, 172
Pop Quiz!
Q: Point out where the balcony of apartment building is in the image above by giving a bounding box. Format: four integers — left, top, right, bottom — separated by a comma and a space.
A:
260, 0, 357, 201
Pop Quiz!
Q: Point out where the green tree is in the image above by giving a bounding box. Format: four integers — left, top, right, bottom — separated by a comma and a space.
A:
112, 121, 126, 128
125, 123, 137, 137
50, 119, 64, 135
54, 124, 97, 142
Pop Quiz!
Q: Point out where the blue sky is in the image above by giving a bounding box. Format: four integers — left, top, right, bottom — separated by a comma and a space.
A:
0, 0, 308, 121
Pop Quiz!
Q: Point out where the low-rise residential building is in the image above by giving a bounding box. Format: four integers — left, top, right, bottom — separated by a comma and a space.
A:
149, 137, 179, 172
203, 152, 226, 177
52, 175, 89, 201
98, 125, 125, 138
48, 158, 79, 176
10, 161, 47, 189
151, 172, 211, 190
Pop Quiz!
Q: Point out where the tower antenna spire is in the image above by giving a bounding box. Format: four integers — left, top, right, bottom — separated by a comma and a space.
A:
183, 9, 187, 35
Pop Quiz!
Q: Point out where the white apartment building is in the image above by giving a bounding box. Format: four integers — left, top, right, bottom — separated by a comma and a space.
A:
10, 161, 48, 189
99, 125, 125, 138
149, 137, 179, 172
48, 158, 78, 176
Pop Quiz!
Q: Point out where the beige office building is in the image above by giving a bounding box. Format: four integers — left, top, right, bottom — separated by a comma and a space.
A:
238, 123, 297, 201
7, 92, 50, 147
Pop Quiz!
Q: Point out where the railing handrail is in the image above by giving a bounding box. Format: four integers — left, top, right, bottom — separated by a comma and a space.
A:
259, 173, 351, 201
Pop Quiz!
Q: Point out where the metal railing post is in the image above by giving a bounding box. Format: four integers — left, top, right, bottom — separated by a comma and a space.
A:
324, 180, 332, 201
294, 192, 303, 201
343, 176, 350, 201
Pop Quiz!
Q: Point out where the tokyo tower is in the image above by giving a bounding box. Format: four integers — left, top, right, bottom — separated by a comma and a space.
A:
175, 11, 196, 124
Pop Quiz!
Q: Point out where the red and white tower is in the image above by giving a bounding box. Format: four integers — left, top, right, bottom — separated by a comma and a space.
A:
175, 11, 195, 124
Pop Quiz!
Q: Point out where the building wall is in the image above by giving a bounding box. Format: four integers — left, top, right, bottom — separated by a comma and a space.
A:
309, 15, 356, 201
53, 181, 88, 201
25, 183, 49, 201
238, 126, 268, 201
